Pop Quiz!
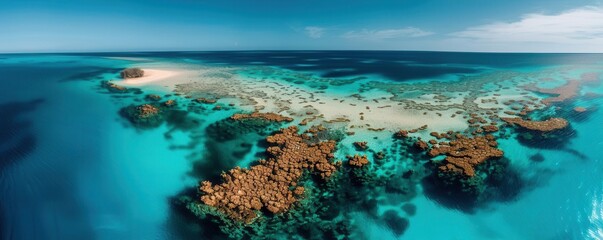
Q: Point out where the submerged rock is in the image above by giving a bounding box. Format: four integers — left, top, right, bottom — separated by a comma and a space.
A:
163, 99, 176, 107
101, 81, 128, 93
145, 94, 162, 101
353, 141, 368, 150
381, 210, 409, 237
401, 203, 417, 216
529, 153, 545, 162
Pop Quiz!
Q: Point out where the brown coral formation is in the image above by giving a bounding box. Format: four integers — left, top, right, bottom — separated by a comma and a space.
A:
347, 154, 369, 167
103, 81, 127, 92
230, 112, 293, 122
199, 126, 338, 223
502, 117, 568, 132
353, 141, 368, 150
481, 125, 499, 133
428, 135, 503, 177
394, 125, 428, 138
195, 97, 217, 104
574, 107, 587, 113
394, 130, 409, 138
415, 140, 429, 151
120, 68, 144, 79
146, 94, 162, 101
136, 104, 159, 118
163, 99, 176, 107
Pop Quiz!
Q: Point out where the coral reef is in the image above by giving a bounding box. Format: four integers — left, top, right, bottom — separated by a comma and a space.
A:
414, 140, 429, 151
100, 80, 143, 94
206, 112, 293, 142
502, 117, 568, 132
353, 141, 368, 150
145, 94, 162, 101
195, 97, 217, 104
481, 125, 499, 133
119, 101, 198, 130
120, 103, 164, 128
523, 72, 601, 105
394, 130, 409, 138
428, 135, 503, 177
574, 107, 587, 113
120, 67, 144, 78
230, 112, 293, 122
164, 99, 177, 107
199, 126, 339, 223
137, 104, 160, 118
176, 123, 427, 239
163, 99, 176, 107
347, 154, 369, 168
502, 115, 574, 149
101, 81, 128, 93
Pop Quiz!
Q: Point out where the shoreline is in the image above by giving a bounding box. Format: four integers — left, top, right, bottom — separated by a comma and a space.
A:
120, 68, 182, 86
121, 64, 552, 136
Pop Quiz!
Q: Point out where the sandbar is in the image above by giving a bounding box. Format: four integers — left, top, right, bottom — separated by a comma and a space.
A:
121, 68, 181, 86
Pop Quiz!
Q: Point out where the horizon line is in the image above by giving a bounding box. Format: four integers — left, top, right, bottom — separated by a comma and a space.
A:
1, 49, 603, 55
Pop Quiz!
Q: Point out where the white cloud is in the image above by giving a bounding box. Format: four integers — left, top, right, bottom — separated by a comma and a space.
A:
304, 26, 325, 39
342, 27, 434, 40
450, 6, 603, 52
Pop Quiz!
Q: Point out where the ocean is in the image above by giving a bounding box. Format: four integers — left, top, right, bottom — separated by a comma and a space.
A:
0, 51, 601, 240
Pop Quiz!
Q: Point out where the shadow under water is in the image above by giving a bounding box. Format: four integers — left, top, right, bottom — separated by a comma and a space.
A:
421, 157, 525, 213
61, 66, 123, 82
0, 98, 44, 170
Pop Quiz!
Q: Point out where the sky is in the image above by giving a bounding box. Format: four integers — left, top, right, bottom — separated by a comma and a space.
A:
1, 0, 603, 53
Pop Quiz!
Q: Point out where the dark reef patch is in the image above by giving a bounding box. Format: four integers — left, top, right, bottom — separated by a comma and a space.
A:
0, 99, 44, 240
119, 101, 199, 130
61, 67, 122, 82
205, 114, 288, 142
422, 157, 523, 212
100, 80, 143, 94
401, 203, 417, 216
529, 153, 545, 162
190, 138, 257, 183
512, 123, 576, 149
0, 99, 43, 170
189, 114, 292, 182
380, 210, 410, 237
169, 188, 231, 240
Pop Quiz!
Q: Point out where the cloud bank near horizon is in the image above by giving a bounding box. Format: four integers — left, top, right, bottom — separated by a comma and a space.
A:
447, 6, 603, 52
0, 1, 602, 53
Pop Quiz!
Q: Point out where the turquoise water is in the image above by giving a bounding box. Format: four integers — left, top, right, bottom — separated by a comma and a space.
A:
0, 52, 602, 240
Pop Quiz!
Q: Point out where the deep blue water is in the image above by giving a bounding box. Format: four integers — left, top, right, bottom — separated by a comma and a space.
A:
68, 51, 603, 81
0, 51, 602, 240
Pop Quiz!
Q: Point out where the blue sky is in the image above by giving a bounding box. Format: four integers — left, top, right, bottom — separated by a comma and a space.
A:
1, 0, 602, 52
